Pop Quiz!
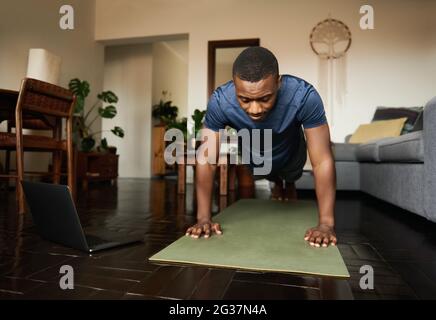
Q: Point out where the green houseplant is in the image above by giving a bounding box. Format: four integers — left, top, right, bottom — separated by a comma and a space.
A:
69, 78, 125, 153
152, 91, 206, 140
191, 109, 206, 139
152, 91, 178, 126
167, 108, 206, 146
168, 117, 188, 141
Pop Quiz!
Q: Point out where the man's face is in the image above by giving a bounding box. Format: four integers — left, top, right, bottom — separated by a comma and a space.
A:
234, 74, 281, 122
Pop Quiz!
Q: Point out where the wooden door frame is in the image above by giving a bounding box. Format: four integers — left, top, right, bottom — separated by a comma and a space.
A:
207, 38, 260, 98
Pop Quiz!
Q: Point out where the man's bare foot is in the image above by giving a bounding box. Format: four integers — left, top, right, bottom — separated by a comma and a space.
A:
270, 179, 284, 200
283, 182, 297, 201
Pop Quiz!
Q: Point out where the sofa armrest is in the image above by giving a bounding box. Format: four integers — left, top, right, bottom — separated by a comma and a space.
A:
333, 143, 359, 161
423, 96, 436, 221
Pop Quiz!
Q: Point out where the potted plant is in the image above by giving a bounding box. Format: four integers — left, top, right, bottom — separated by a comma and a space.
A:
191, 109, 206, 141
68, 78, 125, 153
152, 91, 179, 126
167, 108, 206, 150
68, 78, 125, 188
167, 117, 188, 141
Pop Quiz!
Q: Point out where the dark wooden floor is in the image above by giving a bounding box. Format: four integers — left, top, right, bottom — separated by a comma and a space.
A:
1, 178, 436, 300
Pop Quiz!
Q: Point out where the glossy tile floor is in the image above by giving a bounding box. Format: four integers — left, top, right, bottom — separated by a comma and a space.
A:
1, 178, 436, 300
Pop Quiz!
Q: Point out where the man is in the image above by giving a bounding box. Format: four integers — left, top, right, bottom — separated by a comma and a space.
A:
185, 47, 337, 248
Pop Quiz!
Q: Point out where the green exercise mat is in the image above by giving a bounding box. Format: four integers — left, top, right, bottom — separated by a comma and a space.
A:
149, 199, 349, 278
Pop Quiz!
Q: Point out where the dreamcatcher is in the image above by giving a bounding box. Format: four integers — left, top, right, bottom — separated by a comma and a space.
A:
310, 18, 351, 125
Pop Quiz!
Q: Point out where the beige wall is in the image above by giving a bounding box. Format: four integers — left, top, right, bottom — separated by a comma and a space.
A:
152, 40, 189, 118
215, 47, 248, 88
0, 0, 104, 172
103, 44, 153, 178
96, 0, 436, 142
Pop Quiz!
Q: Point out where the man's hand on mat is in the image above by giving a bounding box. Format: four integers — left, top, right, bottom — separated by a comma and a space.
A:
304, 224, 337, 248
185, 220, 223, 239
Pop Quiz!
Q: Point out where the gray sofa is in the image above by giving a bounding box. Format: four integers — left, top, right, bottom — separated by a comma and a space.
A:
296, 96, 436, 223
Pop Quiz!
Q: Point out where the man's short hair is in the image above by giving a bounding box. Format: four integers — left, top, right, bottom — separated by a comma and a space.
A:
232, 47, 279, 82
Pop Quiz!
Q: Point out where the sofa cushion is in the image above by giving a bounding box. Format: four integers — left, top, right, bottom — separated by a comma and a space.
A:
378, 131, 424, 163
349, 118, 407, 144
332, 143, 359, 161
372, 106, 424, 134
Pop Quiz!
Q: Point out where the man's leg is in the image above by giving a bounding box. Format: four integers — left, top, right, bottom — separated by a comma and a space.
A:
283, 181, 298, 201
269, 177, 297, 201
250, 168, 284, 200
270, 176, 284, 201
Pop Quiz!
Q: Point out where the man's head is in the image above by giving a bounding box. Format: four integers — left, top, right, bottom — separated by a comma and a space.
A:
232, 47, 281, 121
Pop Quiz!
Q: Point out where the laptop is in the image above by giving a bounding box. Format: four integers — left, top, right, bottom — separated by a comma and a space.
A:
21, 181, 143, 253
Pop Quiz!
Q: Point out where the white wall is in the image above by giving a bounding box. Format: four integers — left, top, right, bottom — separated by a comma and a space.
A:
0, 0, 104, 172
103, 44, 153, 178
96, 0, 436, 142
152, 40, 189, 118
103, 39, 188, 178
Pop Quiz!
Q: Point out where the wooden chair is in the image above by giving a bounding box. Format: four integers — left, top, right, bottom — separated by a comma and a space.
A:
177, 152, 237, 195
5, 115, 59, 183
0, 78, 76, 214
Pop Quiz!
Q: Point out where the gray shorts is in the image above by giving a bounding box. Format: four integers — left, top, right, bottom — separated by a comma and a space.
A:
251, 129, 307, 183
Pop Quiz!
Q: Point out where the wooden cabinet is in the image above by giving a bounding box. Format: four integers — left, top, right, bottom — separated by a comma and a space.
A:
152, 125, 166, 176
77, 152, 119, 190
152, 125, 176, 176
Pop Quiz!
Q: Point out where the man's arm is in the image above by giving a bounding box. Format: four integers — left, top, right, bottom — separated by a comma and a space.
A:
303, 123, 337, 247
185, 126, 223, 238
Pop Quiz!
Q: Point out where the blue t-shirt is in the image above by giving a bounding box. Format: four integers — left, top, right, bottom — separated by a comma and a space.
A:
204, 74, 327, 172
